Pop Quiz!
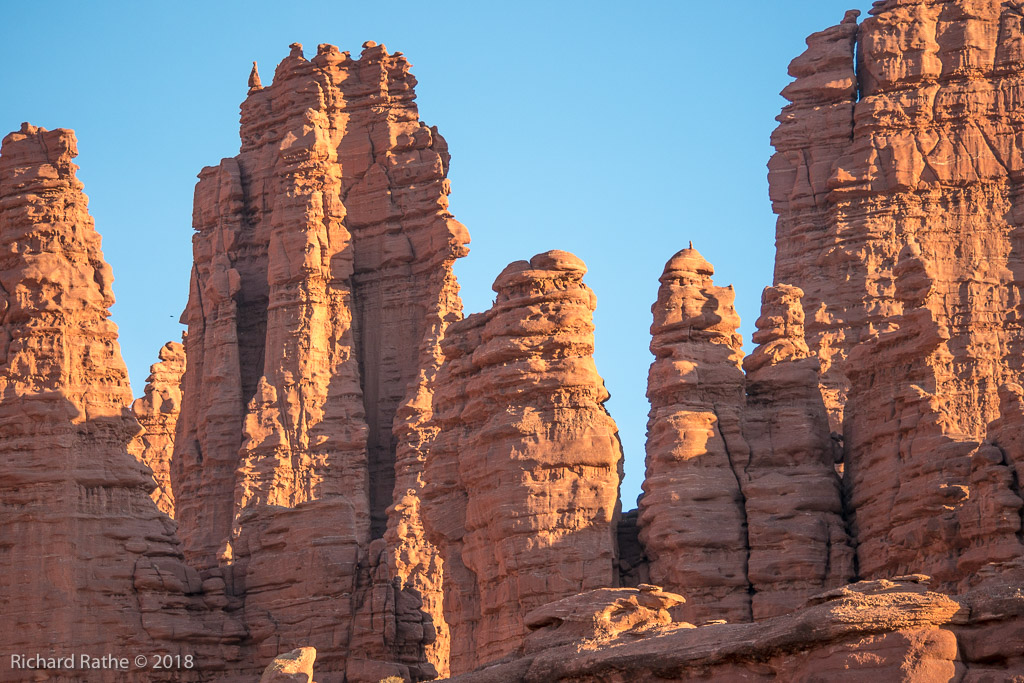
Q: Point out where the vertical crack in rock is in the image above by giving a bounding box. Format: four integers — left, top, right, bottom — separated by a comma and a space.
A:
421, 251, 623, 674
637, 246, 753, 624
740, 284, 854, 618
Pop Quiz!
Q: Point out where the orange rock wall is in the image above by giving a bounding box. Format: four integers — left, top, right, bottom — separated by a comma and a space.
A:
636, 247, 752, 624
740, 284, 854, 618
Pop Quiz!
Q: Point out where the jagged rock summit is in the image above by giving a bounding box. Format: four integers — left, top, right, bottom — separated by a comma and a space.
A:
4, 8, 1024, 681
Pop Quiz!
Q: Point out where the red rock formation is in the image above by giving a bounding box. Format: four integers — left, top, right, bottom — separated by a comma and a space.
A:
260, 647, 316, 683
448, 578, 966, 683
636, 246, 752, 624
130, 340, 185, 517
174, 41, 466, 680
844, 242, 1024, 589
740, 284, 854, 618
0, 123, 243, 680
421, 251, 623, 674
769, 0, 1024, 593
770, 2, 1024, 437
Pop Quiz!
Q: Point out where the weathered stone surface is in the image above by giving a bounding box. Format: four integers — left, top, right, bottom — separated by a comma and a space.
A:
845, 243, 1024, 589
174, 41, 466, 680
522, 585, 688, 654
636, 246, 752, 624
769, 0, 1024, 594
448, 578, 964, 683
259, 647, 316, 683
130, 340, 185, 517
740, 284, 854, 618
421, 251, 623, 674
0, 123, 243, 681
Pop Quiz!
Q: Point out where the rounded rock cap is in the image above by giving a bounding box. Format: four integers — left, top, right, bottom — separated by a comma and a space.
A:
530, 249, 587, 273
662, 243, 714, 282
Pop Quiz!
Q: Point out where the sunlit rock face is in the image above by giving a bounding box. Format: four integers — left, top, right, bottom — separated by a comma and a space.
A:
637, 247, 753, 624
421, 250, 623, 674
175, 41, 467, 680
130, 340, 185, 517
6, 4, 1024, 679
769, 1, 1024, 591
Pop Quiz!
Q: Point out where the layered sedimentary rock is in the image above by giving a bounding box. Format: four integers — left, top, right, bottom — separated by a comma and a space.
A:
130, 340, 185, 516
769, 0, 1024, 590
844, 243, 1024, 589
421, 251, 623, 673
740, 285, 854, 618
174, 41, 467, 680
636, 246, 752, 623
0, 124, 243, 681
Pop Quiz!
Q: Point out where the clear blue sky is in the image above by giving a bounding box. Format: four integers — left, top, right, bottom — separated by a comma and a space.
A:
1, 1, 873, 509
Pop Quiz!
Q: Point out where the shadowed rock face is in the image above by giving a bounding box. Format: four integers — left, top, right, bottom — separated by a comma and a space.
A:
0, 124, 244, 680
174, 41, 466, 680
130, 340, 185, 517
421, 250, 623, 674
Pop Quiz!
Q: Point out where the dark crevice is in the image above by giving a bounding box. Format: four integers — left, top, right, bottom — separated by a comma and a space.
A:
712, 402, 755, 618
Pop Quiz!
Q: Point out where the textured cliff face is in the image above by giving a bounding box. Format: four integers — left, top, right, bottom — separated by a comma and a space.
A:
174, 41, 466, 680
637, 247, 752, 624
421, 251, 623, 674
0, 124, 243, 680
130, 340, 185, 517
769, 0, 1024, 590
740, 284, 854, 618
844, 242, 1024, 589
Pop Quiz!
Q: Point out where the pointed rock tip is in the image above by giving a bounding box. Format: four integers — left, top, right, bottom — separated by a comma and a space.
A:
289, 42, 304, 58
842, 9, 860, 24
663, 245, 714, 279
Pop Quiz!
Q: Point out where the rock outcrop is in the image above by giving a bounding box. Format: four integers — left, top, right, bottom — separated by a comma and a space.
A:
172, 41, 467, 681
421, 251, 623, 674
449, 578, 966, 683
740, 284, 854, 618
9, 4, 1024, 680
0, 124, 243, 681
637, 246, 752, 624
260, 647, 316, 683
130, 340, 185, 517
